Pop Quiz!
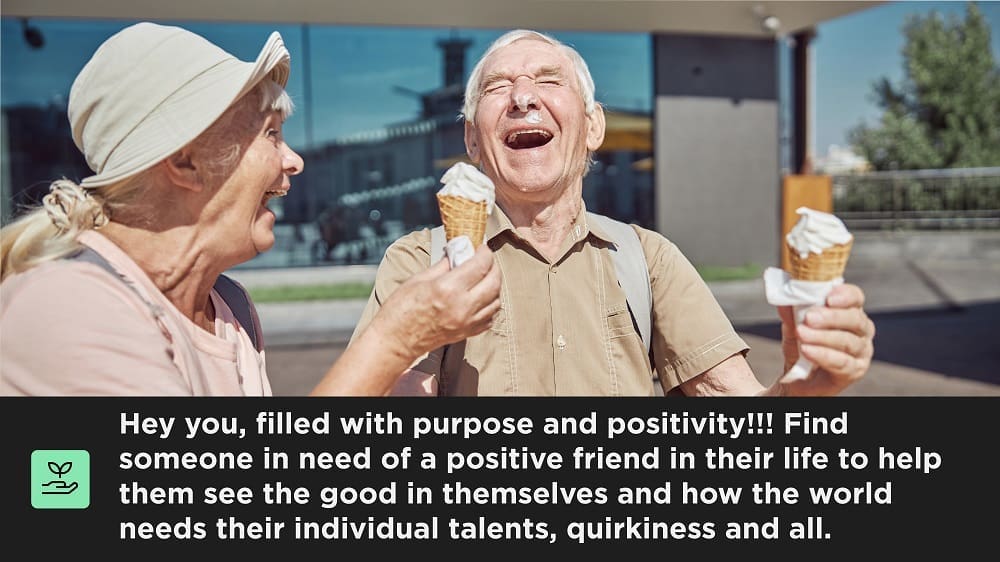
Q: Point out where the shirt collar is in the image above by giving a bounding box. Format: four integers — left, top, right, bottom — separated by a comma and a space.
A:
487, 201, 616, 251
579, 204, 618, 246
485, 203, 513, 242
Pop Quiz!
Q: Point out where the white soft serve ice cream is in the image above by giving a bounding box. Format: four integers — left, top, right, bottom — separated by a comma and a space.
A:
786, 207, 853, 259
438, 161, 495, 213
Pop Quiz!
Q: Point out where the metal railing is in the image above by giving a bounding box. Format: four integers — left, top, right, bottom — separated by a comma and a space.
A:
831, 167, 1000, 230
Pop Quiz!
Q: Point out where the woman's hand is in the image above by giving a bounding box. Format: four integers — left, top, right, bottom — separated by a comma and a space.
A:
373, 244, 502, 360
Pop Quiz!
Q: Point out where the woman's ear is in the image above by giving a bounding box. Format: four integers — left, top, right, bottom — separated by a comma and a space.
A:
162, 148, 205, 193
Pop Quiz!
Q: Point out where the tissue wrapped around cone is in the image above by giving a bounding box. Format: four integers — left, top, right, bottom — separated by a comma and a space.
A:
786, 238, 853, 281
437, 193, 488, 246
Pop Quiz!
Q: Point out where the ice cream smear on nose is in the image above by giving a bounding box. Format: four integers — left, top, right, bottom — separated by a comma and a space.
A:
786, 207, 852, 259
525, 110, 542, 124
514, 93, 534, 112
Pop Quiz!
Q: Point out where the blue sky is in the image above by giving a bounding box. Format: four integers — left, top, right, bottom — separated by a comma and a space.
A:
1, 1, 997, 158
813, 0, 1000, 154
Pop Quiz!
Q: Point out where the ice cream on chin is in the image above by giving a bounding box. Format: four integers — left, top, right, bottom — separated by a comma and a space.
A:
436, 161, 495, 247
785, 207, 853, 281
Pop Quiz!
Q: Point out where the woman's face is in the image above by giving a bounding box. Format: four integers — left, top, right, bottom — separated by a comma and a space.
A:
207, 110, 303, 262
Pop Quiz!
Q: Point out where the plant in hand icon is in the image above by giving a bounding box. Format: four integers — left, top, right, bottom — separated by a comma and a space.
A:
41, 461, 79, 494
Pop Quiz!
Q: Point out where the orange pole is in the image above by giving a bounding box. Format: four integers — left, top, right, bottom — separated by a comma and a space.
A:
781, 175, 832, 271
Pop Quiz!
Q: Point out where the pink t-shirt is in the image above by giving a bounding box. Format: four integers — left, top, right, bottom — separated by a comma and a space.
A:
0, 231, 271, 396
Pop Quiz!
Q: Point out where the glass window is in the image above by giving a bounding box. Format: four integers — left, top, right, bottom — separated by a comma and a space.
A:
2, 18, 652, 268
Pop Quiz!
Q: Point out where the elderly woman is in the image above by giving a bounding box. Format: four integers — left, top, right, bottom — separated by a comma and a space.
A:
0, 22, 501, 396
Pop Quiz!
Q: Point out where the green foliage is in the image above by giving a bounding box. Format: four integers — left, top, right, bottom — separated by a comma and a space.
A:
849, 2, 1000, 170
248, 283, 374, 303
247, 268, 764, 305
696, 263, 762, 282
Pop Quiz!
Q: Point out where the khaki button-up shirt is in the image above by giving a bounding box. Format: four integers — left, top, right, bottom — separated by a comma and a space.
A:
352, 206, 748, 396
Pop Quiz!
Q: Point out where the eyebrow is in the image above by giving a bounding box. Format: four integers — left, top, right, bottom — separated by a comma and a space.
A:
535, 65, 563, 78
480, 71, 508, 89
480, 64, 566, 90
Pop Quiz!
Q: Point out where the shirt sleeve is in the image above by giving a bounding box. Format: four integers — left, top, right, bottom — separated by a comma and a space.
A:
347, 229, 444, 376
0, 262, 189, 396
637, 227, 750, 392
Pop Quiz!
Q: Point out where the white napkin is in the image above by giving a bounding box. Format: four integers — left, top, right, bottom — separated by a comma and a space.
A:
763, 266, 843, 382
444, 235, 475, 268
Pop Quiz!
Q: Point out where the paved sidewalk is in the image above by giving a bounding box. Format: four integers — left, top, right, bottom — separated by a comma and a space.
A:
231, 231, 1000, 396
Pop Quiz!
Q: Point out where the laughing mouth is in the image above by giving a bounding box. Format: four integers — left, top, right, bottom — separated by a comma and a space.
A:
262, 189, 288, 206
505, 129, 553, 149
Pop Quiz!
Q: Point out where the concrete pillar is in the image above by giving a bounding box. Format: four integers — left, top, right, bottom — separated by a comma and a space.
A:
653, 33, 780, 268
791, 27, 817, 175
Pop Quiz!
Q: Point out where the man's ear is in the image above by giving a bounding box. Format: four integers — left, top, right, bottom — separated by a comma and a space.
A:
464, 121, 481, 164
586, 102, 607, 152
162, 148, 205, 193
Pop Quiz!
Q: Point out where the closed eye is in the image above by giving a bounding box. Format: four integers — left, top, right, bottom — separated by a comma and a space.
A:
483, 82, 512, 96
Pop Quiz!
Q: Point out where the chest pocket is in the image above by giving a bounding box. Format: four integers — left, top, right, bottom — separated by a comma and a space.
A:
607, 303, 637, 339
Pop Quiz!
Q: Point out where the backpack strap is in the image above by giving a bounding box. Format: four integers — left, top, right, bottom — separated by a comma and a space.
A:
70, 247, 168, 334
430, 225, 446, 265
213, 274, 264, 352
69, 247, 264, 351
587, 212, 652, 353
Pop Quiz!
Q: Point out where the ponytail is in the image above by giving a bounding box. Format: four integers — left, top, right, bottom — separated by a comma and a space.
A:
1, 179, 109, 281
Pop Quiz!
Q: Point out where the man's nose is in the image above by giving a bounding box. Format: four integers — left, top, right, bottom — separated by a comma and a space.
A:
510, 78, 539, 112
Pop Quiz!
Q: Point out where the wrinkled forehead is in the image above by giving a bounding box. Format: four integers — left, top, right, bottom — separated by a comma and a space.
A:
479, 38, 576, 84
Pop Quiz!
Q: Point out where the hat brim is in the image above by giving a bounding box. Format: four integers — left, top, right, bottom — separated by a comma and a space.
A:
80, 32, 289, 189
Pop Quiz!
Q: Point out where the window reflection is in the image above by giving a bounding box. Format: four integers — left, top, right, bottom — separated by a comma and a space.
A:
1, 19, 652, 268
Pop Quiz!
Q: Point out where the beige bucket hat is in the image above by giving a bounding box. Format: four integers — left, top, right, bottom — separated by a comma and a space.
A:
68, 22, 290, 188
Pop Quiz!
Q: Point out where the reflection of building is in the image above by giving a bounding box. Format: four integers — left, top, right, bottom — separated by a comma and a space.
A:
289, 35, 472, 257
295, 34, 653, 263
4, 1, 884, 267
2, 102, 90, 221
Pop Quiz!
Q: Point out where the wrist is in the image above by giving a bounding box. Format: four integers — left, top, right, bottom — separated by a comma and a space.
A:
366, 313, 419, 363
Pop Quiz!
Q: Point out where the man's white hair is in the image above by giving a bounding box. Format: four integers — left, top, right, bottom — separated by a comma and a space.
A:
461, 29, 597, 123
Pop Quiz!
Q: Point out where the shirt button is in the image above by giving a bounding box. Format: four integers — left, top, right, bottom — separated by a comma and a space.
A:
556, 335, 567, 349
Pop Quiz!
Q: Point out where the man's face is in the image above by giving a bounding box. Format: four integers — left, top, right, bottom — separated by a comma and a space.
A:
465, 39, 605, 202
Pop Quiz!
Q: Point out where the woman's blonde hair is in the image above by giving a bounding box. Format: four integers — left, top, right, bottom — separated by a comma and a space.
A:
0, 79, 293, 282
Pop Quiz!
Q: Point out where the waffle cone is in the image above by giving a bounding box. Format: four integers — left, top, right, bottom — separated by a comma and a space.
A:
787, 239, 853, 281
437, 194, 488, 246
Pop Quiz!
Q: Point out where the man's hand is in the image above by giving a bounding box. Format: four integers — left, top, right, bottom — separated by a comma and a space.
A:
777, 283, 876, 396
373, 244, 502, 361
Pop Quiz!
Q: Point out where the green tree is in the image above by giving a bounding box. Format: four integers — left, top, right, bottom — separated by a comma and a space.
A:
849, 2, 1000, 170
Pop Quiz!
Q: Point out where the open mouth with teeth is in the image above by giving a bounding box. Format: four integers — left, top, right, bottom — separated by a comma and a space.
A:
261, 189, 288, 209
505, 129, 553, 150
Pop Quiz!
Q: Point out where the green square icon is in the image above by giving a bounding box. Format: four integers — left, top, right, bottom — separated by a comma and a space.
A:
31, 450, 90, 509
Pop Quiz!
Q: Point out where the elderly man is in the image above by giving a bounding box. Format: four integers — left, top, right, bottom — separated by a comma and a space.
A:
351, 29, 875, 397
